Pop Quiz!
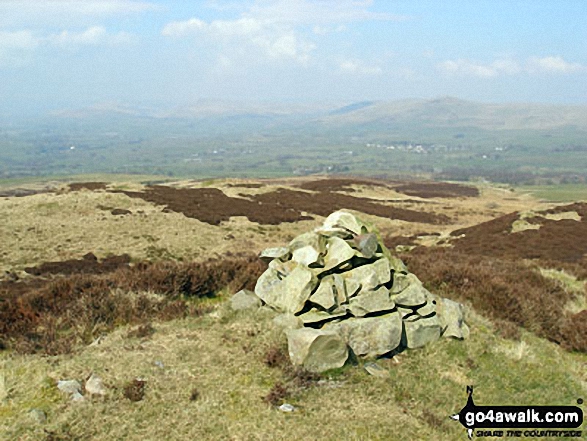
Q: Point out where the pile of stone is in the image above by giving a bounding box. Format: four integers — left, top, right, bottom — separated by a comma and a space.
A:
233, 210, 469, 373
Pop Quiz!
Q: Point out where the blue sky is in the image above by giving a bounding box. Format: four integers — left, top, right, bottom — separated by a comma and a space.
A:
0, 0, 586, 114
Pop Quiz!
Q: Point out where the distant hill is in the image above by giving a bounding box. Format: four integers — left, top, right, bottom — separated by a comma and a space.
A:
315, 97, 587, 131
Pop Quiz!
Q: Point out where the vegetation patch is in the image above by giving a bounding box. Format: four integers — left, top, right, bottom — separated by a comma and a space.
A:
24, 253, 131, 276
393, 182, 480, 198
0, 254, 266, 355
115, 184, 449, 225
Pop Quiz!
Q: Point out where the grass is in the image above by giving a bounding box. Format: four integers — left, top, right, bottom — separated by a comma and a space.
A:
516, 184, 587, 202
1, 305, 585, 440
1, 176, 586, 439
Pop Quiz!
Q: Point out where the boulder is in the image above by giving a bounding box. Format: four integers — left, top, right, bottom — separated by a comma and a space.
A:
272, 313, 303, 331
57, 380, 82, 395
323, 236, 356, 270
437, 298, 470, 339
85, 373, 106, 397
231, 289, 262, 311
320, 210, 365, 236
259, 247, 290, 263
286, 328, 349, 373
343, 258, 390, 292
352, 233, 379, 259
348, 287, 395, 317
393, 281, 431, 307
329, 313, 403, 358
292, 245, 322, 267
402, 315, 441, 349
298, 308, 347, 325
255, 264, 317, 313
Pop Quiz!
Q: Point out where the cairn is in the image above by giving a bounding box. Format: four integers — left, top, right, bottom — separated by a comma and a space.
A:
236, 210, 469, 372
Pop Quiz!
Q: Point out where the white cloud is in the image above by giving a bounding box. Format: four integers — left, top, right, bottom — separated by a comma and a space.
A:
438, 59, 520, 78
162, 1, 406, 65
339, 59, 382, 75
162, 17, 314, 63
527, 56, 585, 74
47, 26, 136, 47
0, 26, 136, 67
439, 56, 586, 78
0, 30, 39, 66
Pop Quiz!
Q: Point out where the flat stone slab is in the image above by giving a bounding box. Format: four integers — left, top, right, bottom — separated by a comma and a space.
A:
231, 289, 262, 311
393, 281, 432, 307
259, 247, 290, 263
321, 210, 365, 236
323, 236, 356, 270
402, 315, 441, 349
255, 264, 317, 313
329, 313, 402, 358
348, 287, 395, 317
343, 258, 391, 292
298, 308, 348, 325
352, 233, 379, 259
287, 328, 349, 373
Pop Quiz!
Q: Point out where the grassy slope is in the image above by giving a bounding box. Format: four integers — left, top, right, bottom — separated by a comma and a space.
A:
1, 305, 586, 440
1, 178, 586, 440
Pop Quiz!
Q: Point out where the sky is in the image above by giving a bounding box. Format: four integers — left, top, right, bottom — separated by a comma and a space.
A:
0, 0, 586, 114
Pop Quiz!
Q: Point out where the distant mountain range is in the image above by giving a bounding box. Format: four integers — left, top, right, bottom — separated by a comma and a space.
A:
49, 97, 587, 132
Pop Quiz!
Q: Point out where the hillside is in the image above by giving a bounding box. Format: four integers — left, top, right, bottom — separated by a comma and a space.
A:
0, 177, 586, 440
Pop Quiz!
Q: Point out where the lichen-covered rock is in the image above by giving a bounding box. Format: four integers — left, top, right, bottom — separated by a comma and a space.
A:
328, 313, 403, 358
231, 289, 262, 311
256, 263, 317, 313
348, 287, 395, 317
437, 298, 470, 339
250, 209, 468, 369
323, 236, 356, 270
259, 247, 290, 263
402, 315, 441, 349
286, 328, 349, 373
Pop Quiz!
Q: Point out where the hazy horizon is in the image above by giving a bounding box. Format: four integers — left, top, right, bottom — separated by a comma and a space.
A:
1, 0, 586, 117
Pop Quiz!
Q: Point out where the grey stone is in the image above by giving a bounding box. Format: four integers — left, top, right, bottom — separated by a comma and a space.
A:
437, 298, 470, 339
414, 300, 437, 318
364, 362, 389, 378
85, 374, 106, 396
256, 264, 317, 313
272, 313, 303, 331
343, 258, 391, 292
353, 233, 379, 259
298, 308, 347, 325
321, 211, 365, 236
259, 247, 290, 263
348, 287, 395, 317
390, 272, 421, 295
393, 282, 431, 307
289, 232, 325, 255
323, 236, 356, 270
268, 259, 298, 278
71, 391, 85, 403
402, 315, 441, 349
309, 278, 336, 310
57, 380, 82, 395
29, 408, 47, 424
287, 328, 349, 373
279, 403, 296, 412
231, 289, 262, 311
292, 245, 322, 267
329, 313, 403, 358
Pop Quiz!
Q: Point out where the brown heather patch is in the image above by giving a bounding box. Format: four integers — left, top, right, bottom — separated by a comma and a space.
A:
449, 203, 587, 273
24, 252, 131, 276
297, 178, 392, 193
400, 248, 575, 348
560, 310, 587, 353
0, 254, 266, 355
68, 182, 108, 191
115, 184, 449, 226
393, 182, 480, 198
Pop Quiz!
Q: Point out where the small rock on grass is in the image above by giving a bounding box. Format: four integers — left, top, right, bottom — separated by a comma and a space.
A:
28, 408, 47, 424
279, 403, 296, 413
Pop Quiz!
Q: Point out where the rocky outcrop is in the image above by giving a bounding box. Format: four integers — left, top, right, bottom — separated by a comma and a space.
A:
236, 210, 469, 372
